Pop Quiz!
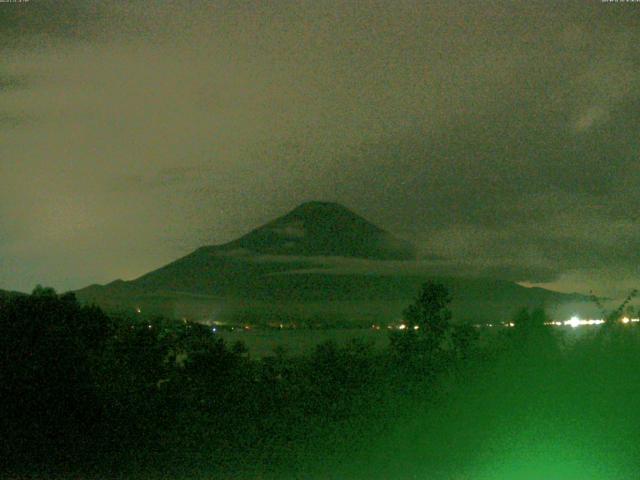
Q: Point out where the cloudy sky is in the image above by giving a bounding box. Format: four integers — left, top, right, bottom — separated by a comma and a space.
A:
1, 0, 639, 297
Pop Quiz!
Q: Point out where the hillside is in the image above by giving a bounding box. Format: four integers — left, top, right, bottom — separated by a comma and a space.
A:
220, 201, 416, 260
75, 202, 593, 324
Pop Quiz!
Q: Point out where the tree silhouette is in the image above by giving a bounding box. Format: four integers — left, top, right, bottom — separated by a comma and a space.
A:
389, 281, 454, 375
513, 306, 547, 331
403, 281, 452, 345
0, 287, 112, 469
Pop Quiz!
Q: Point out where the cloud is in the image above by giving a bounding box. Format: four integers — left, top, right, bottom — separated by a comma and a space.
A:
0, 1, 639, 298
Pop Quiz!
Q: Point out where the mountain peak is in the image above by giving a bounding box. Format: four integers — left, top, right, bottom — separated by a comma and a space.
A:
283, 201, 381, 228
221, 201, 415, 260
290, 200, 352, 213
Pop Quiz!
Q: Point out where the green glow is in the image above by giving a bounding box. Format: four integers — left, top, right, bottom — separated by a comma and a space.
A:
468, 428, 630, 480
473, 449, 605, 479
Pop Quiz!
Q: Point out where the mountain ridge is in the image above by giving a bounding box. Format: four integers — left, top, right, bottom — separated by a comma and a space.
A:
212, 201, 416, 260
75, 202, 594, 323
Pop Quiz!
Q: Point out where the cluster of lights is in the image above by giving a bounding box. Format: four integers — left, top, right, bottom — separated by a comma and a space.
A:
470, 316, 640, 329
252, 316, 640, 333
467, 316, 640, 329
545, 316, 640, 328
384, 324, 421, 331
559, 316, 605, 328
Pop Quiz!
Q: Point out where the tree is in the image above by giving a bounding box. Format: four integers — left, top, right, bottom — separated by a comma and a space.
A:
513, 306, 547, 331
513, 307, 532, 329
388, 282, 455, 378
403, 281, 453, 345
0, 287, 112, 468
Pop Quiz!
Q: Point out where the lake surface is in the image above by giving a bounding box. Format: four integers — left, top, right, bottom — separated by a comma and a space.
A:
217, 328, 390, 357
216, 324, 601, 357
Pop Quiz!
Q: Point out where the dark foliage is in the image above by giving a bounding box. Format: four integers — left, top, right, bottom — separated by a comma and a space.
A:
0, 283, 577, 479
0, 286, 112, 472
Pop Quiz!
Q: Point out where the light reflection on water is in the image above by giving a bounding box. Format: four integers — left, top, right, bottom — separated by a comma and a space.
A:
216, 322, 613, 357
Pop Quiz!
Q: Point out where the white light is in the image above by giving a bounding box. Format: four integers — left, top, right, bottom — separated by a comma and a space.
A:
556, 318, 605, 327
413, 325, 420, 331
212, 327, 217, 333
398, 324, 406, 330
622, 317, 630, 324
565, 316, 581, 328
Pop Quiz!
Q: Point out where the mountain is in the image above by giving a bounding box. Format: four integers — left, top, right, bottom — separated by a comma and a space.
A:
75, 202, 593, 324
220, 201, 416, 260
79, 201, 415, 298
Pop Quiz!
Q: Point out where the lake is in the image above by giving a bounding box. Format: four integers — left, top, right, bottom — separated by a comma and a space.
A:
217, 328, 390, 357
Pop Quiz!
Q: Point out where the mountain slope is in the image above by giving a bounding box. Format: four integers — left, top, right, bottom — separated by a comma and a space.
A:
221, 201, 416, 260
75, 202, 592, 323
82, 201, 415, 296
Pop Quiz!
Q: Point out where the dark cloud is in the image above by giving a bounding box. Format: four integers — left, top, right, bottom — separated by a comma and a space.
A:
0, 0, 639, 297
